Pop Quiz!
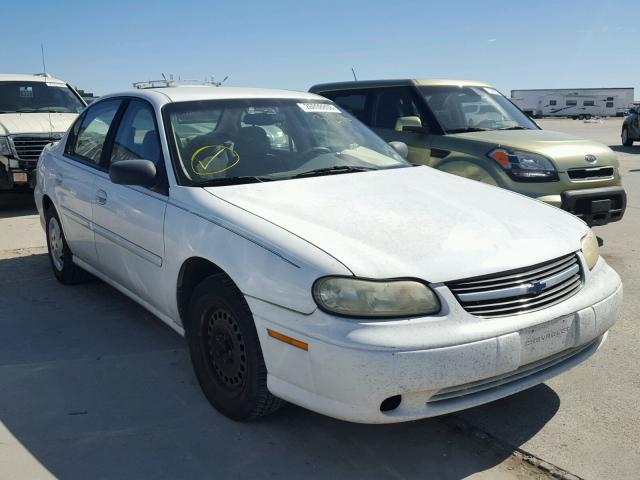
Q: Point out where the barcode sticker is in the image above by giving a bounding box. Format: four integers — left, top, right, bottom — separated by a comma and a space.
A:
297, 103, 340, 113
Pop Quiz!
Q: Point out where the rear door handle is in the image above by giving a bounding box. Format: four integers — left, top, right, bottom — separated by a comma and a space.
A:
96, 189, 108, 205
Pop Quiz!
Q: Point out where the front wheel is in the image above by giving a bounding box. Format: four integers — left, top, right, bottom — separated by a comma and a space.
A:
622, 127, 634, 146
186, 274, 285, 421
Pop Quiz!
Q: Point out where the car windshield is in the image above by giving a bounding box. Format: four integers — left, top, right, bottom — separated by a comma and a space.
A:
165, 98, 409, 186
0, 81, 85, 114
419, 86, 538, 133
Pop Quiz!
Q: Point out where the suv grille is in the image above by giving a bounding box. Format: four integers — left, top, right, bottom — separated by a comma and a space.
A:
568, 167, 614, 181
10, 135, 56, 161
447, 253, 582, 318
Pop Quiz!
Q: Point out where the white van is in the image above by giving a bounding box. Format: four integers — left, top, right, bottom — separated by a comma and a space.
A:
0, 74, 86, 191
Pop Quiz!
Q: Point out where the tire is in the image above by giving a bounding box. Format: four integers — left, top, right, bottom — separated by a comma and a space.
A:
45, 205, 90, 284
585, 114, 592, 120
186, 274, 286, 421
578, 114, 584, 120
622, 127, 634, 146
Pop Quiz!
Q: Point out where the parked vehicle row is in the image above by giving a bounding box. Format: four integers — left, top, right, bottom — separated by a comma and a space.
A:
310, 79, 627, 227
35, 84, 623, 423
0, 74, 86, 191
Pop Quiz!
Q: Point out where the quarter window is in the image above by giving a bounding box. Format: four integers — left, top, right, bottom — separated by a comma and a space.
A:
70, 100, 121, 166
331, 93, 370, 124
110, 100, 162, 167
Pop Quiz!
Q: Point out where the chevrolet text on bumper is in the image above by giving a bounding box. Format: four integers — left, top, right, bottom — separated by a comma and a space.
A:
34, 85, 622, 423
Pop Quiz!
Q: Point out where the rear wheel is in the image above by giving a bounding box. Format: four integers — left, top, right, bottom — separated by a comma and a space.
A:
186, 274, 285, 421
622, 127, 634, 146
45, 206, 90, 284
578, 114, 585, 120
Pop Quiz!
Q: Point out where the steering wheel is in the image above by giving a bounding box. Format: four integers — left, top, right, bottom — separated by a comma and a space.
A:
298, 146, 332, 162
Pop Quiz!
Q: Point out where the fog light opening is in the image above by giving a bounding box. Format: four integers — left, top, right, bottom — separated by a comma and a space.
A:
380, 395, 402, 412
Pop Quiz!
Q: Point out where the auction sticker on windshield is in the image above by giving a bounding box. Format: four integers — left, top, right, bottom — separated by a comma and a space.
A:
297, 103, 340, 113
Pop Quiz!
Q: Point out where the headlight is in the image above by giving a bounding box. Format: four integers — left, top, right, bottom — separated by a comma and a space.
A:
488, 148, 558, 181
581, 229, 600, 270
0, 137, 11, 156
312, 277, 441, 318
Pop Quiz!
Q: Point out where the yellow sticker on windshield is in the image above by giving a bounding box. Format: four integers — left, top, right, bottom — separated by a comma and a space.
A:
191, 145, 240, 176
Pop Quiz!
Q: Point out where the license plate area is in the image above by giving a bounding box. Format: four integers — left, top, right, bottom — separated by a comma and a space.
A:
12, 172, 28, 183
591, 199, 612, 213
519, 315, 576, 365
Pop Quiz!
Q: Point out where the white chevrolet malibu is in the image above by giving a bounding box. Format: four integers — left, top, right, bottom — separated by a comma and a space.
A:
34, 86, 622, 423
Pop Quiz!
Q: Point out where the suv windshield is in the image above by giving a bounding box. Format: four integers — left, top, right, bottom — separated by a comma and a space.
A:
419, 86, 537, 133
0, 81, 85, 114
166, 98, 409, 186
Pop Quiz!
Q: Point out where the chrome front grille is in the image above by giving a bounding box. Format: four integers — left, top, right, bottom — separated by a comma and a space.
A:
568, 166, 614, 181
447, 253, 582, 318
10, 135, 56, 161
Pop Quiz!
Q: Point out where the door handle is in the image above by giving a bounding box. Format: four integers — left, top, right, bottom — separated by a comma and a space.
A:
96, 189, 108, 205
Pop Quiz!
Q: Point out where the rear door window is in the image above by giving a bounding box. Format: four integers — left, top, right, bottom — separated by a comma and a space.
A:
372, 88, 421, 129
318, 90, 373, 125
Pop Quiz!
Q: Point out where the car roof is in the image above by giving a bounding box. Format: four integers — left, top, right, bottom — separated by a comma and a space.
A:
0, 73, 68, 84
309, 78, 493, 93
99, 86, 324, 106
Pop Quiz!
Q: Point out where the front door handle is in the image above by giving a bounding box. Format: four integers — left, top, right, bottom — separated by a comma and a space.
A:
96, 189, 108, 205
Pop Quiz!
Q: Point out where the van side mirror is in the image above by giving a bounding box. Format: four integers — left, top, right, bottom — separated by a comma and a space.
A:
395, 116, 427, 134
109, 159, 157, 187
388, 141, 408, 159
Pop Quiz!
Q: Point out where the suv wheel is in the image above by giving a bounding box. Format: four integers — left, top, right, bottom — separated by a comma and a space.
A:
186, 274, 286, 421
45, 206, 90, 284
622, 127, 634, 146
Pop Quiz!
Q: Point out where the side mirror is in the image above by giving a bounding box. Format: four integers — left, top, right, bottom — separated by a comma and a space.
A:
389, 141, 409, 159
395, 116, 427, 134
109, 159, 157, 187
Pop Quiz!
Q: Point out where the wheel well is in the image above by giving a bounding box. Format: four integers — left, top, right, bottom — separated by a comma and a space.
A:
42, 194, 53, 212
177, 257, 227, 326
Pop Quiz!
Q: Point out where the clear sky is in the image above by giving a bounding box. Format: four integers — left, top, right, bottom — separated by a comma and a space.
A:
3, 0, 638, 97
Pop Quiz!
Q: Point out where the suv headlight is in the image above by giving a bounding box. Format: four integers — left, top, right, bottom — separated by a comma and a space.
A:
488, 148, 558, 181
312, 277, 441, 318
0, 137, 11, 156
581, 229, 600, 270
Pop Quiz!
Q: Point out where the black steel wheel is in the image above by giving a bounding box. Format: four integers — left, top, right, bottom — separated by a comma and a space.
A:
186, 274, 286, 421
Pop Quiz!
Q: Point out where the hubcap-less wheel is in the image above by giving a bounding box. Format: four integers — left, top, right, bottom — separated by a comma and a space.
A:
206, 308, 247, 389
622, 128, 628, 144
48, 217, 64, 271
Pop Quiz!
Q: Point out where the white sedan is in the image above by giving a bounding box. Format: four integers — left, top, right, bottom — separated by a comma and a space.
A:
34, 86, 622, 423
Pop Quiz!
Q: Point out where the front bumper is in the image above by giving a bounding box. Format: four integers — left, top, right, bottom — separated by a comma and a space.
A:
249, 258, 622, 423
561, 186, 626, 226
0, 158, 37, 190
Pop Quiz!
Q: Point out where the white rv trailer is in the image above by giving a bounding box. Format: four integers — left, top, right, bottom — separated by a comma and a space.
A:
511, 87, 634, 118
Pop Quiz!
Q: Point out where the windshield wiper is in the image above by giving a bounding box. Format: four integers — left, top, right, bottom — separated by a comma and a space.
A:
446, 127, 491, 133
196, 176, 274, 187
496, 126, 530, 130
291, 165, 376, 179
15, 108, 36, 113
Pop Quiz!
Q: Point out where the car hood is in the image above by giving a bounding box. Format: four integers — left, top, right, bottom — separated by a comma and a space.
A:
205, 167, 587, 282
0, 113, 78, 136
450, 129, 617, 169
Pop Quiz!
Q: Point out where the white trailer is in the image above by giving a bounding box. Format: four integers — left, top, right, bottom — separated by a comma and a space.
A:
511, 88, 634, 118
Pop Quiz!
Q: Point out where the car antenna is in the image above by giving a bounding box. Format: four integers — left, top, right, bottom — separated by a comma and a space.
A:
351, 67, 358, 81
41, 42, 55, 140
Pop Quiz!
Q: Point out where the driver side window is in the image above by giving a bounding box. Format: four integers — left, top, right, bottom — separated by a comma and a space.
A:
110, 100, 162, 167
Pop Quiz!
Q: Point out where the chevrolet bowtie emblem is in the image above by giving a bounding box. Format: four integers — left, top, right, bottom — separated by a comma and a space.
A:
528, 281, 546, 294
